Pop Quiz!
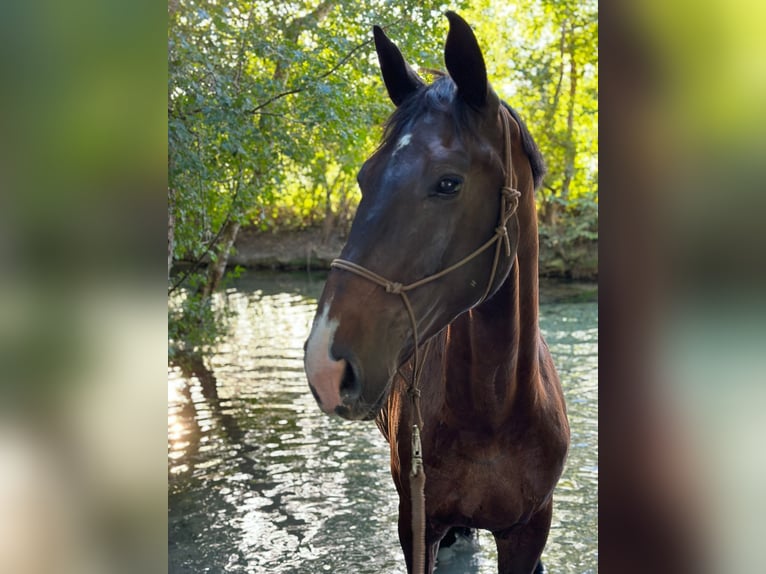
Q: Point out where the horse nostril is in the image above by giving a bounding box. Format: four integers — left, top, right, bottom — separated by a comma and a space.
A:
339, 360, 361, 400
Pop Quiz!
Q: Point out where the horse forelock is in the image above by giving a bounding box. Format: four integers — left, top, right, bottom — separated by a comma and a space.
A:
380, 76, 546, 190
381, 76, 474, 147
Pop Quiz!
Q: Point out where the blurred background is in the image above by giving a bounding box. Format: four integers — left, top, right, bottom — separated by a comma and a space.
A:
0, 1, 166, 572
0, 0, 764, 572
599, 0, 766, 572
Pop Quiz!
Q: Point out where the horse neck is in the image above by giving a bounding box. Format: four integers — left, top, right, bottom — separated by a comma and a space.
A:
443, 168, 541, 423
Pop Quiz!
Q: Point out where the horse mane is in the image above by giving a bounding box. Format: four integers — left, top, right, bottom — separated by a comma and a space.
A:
501, 102, 546, 190
381, 75, 546, 190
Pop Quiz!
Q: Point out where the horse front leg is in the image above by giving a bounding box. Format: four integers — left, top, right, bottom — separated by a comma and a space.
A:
397, 499, 446, 574
493, 500, 553, 574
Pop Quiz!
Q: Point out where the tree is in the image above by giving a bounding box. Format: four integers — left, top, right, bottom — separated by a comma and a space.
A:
492, 0, 598, 275
458, 0, 597, 275
168, 0, 466, 355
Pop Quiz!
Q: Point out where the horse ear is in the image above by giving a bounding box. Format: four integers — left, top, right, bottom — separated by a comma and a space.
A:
444, 11, 491, 110
373, 25, 425, 106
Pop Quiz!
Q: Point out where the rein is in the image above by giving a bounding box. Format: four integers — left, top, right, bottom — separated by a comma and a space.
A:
330, 106, 519, 574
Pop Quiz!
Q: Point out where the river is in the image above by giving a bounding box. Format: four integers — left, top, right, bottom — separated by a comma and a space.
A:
168, 271, 597, 573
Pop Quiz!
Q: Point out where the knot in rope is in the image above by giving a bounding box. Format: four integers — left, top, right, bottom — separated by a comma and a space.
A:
501, 187, 521, 214
385, 282, 403, 294
501, 185, 520, 201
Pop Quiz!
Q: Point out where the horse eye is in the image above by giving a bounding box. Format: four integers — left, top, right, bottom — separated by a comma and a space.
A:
436, 176, 462, 196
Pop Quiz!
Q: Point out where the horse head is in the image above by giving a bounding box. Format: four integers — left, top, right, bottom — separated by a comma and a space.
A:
305, 12, 528, 420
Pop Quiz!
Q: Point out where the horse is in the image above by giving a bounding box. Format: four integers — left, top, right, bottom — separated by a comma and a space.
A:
304, 12, 569, 574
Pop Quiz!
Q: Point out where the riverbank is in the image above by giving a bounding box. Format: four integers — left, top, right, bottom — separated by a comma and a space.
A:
230, 226, 598, 281
220, 227, 596, 304
230, 227, 345, 271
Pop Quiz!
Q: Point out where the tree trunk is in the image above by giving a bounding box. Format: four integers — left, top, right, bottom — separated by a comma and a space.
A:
547, 23, 567, 134
561, 28, 578, 205
321, 171, 342, 243
541, 23, 569, 231
198, 219, 241, 300
539, 184, 557, 227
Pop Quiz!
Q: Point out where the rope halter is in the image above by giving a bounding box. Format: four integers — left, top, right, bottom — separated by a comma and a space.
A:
329, 105, 519, 574
330, 105, 520, 401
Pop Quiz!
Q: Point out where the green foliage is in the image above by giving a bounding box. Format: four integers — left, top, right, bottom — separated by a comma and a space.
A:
168, 272, 233, 357
463, 0, 598, 272
168, 0, 598, 353
169, 0, 466, 253
168, 0, 467, 353
169, 0, 597, 246
168, 265, 244, 359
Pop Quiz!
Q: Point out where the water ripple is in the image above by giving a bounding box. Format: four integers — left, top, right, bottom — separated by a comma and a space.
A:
169, 275, 597, 574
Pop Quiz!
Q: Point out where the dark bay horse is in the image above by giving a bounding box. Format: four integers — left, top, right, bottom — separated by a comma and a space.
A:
304, 12, 569, 574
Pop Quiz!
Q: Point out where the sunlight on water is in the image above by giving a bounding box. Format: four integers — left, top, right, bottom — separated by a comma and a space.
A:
168, 272, 597, 574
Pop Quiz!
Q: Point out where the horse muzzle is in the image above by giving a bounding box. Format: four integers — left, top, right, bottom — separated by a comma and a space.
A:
304, 308, 381, 420
305, 355, 381, 421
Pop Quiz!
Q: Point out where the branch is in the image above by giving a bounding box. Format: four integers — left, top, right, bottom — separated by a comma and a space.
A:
247, 15, 409, 114
170, 16, 410, 121
247, 37, 372, 113
251, 111, 316, 125
169, 34, 372, 120
168, 179, 243, 295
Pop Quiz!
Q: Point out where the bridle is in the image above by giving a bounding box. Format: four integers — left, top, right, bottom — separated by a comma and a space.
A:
329, 105, 520, 574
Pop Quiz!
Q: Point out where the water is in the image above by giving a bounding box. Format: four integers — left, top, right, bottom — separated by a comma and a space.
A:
168, 272, 597, 573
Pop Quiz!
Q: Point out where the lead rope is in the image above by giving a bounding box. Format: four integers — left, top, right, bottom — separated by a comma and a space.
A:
331, 106, 518, 574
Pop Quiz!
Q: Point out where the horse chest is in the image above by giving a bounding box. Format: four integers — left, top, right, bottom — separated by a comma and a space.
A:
419, 428, 552, 527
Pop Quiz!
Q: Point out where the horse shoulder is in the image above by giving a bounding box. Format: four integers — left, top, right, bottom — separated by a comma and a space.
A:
535, 335, 571, 469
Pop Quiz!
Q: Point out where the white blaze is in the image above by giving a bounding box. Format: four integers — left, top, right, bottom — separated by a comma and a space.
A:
393, 133, 412, 155
305, 304, 346, 413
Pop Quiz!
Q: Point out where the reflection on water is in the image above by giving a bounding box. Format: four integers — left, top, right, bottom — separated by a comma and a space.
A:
168, 272, 597, 574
